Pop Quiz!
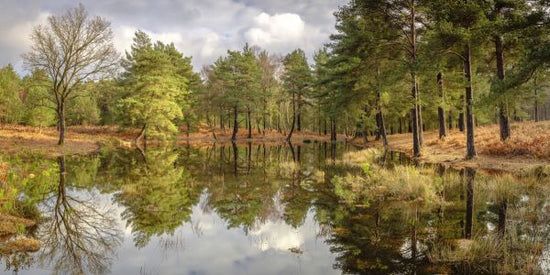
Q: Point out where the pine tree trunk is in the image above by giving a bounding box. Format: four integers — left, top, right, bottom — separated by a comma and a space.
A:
437, 72, 447, 139
448, 111, 453, 130
247, 107, 252, 139
410, 1, 421, 157
495, 36, 510, 141
417, 84, 424, 146
535, 85, 539, 122
297, 94, 302, 132
377, 90, 388, 147
287, 92, 296, 141
459, 94, 465, 132
330, 119, 337, 142
464, 43, 476, 159
232, 106, 238, 141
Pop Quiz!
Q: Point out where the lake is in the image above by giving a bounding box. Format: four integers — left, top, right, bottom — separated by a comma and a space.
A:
1, 142, 549, 274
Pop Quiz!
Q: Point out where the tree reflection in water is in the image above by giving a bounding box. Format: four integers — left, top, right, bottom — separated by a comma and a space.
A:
36, 156, 122, 274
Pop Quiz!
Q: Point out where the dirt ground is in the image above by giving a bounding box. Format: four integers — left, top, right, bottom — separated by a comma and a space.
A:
359, 121, 550, 174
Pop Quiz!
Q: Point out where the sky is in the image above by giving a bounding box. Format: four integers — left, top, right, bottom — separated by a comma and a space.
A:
0, 0, 347, 74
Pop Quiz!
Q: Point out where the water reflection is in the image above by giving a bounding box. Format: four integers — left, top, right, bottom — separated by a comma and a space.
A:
36, 156, 122, 274
0, 142, 548, 274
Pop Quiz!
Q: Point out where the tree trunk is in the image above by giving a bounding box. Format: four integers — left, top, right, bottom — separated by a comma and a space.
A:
57, 103, 66, 145
247, 107, 252, 139
437, 72, 447, 139
297, 94, 302, 132
464, 43, 476, 159
459, 95, 465, 132
287, 92, 296, 141
330, 119, 337, 142
377, 91, 388, 147
231, 106, 238, 141
375, 112, 381, 141
535, 84, 539, 122
417, 84, 424, 146
410, 1, 421, 158
495, 36, 510, 141
448, 111, 453, 130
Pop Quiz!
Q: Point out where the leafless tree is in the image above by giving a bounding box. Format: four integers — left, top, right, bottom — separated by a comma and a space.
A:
22, 4, 119, 145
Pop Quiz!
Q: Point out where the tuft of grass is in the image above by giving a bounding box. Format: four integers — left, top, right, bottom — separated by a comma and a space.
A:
332, 165, 444, 206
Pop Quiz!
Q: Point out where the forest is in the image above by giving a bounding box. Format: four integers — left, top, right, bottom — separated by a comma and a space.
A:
1, 1, 550, 274
0, 1, 549, 161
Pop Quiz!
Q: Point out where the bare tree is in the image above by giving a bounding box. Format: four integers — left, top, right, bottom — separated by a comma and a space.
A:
23, 4, 118, 145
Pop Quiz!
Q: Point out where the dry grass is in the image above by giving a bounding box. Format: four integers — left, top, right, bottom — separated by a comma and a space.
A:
0, 214, 35, 236
0, 237, 40, 254
0, 124, 135, 157
356, 121, 550, 173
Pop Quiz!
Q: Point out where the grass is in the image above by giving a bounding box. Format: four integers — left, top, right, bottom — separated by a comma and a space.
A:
427, 174, 550, 274
332, 163, 445, 207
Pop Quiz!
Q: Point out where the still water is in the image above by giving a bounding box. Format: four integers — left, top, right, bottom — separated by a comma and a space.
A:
1, 143, 549, 274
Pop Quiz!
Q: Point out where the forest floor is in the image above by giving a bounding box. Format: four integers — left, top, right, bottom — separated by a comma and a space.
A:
359, 121, 550, 174
0, 124, 331, 157
0, 124, 136, 157
1, 122, 549, 174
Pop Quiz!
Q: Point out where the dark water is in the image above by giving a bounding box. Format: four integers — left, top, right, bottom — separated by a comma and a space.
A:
1, 143, 549, 274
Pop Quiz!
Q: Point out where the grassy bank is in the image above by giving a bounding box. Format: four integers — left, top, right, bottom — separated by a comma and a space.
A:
359, 121, 550, 173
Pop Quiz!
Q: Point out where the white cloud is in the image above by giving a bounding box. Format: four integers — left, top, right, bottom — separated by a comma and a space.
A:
245, 13, 305, 46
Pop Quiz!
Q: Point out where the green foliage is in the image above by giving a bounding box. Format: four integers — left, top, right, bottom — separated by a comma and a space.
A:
0, 65, 24, 123
20, 69, 56, 127
118, 30, 191, 139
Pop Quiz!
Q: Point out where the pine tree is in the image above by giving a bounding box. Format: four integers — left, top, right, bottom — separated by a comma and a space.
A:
119, 31, 189, 143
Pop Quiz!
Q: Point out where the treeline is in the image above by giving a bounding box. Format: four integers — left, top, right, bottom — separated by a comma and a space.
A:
0, 2, 549, 156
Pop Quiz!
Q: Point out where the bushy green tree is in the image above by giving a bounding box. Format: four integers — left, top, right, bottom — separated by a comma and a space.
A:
0, 65, 24, 124
282, 49, 312, 141
119, 30, 190, 142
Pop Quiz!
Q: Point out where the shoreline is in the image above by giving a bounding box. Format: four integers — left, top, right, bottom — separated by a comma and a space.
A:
1, 123, 549, 174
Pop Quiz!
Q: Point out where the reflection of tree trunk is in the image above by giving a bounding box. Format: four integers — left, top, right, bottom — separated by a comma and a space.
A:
498, 198, 507, 239
330, 142, 336, 164
288, 142, 296, 162
247, 142, 252, 174
247, 107, 252, 139
135, 123, 147, 146
465, 168, 475, 239
411, 206, 418, 261
297, 145, 301, 163
232, 142, 238, 176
